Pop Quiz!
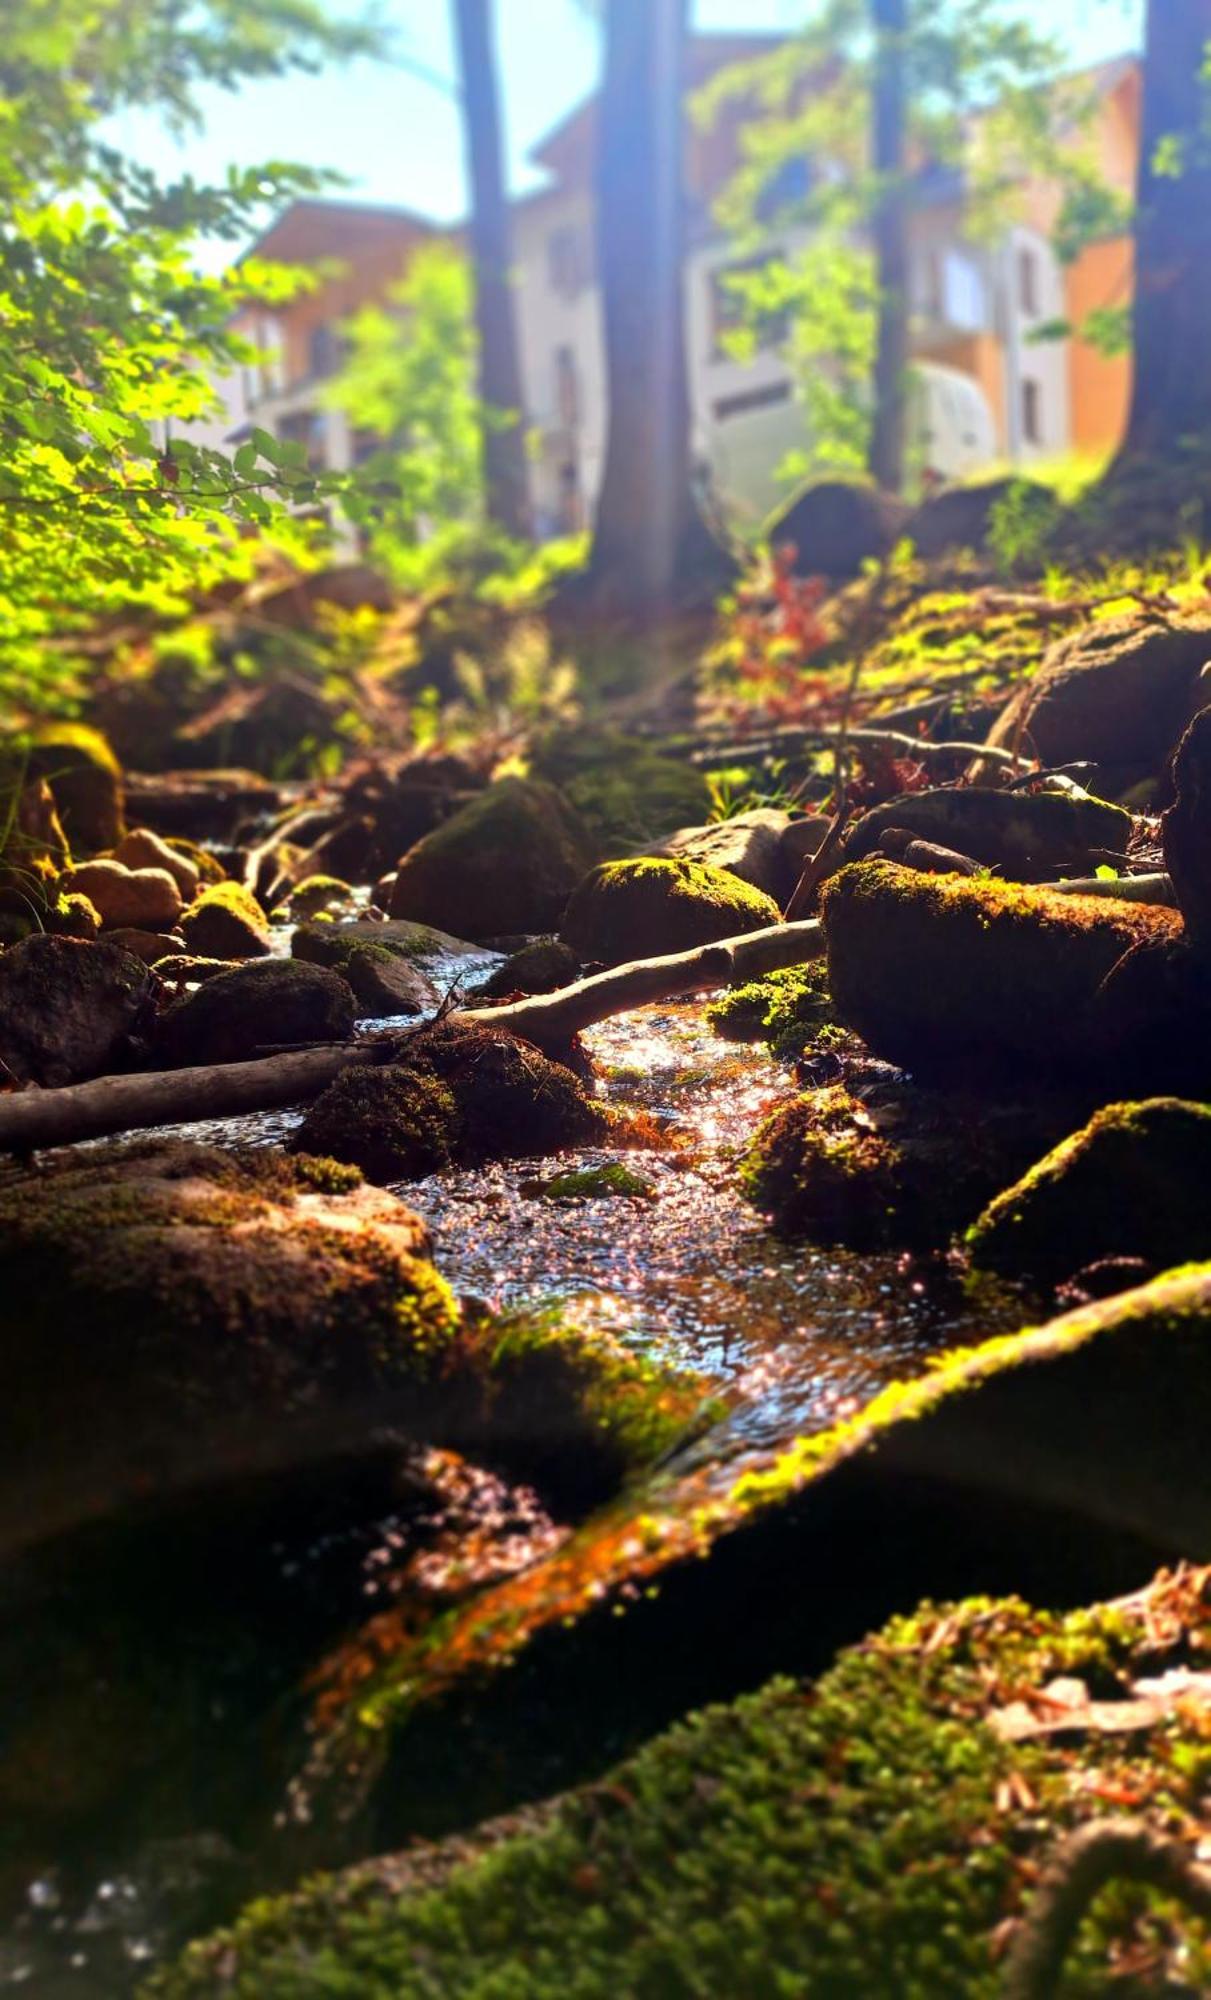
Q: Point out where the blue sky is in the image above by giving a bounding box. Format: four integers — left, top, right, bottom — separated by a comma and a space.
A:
115, 0, 1142, 258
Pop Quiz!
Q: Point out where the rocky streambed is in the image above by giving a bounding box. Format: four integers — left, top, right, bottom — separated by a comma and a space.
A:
0, 973, 1029, 1996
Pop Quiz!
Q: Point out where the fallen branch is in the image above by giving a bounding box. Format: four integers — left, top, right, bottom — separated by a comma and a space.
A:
461, 920, 825, 1053
690, 726, 1020, 774
1000, 1818, 1211, 2000
0, 921, 825, 1153
0, 1044, 380, 1155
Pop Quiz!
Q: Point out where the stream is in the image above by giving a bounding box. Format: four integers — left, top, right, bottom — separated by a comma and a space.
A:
0, 970, 1029, 1994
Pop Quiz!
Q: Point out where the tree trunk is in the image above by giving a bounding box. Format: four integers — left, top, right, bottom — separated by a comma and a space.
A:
452, 0, 531, 538
867, 0, 910, 494
1121, 0, 1211, 457
586, 0, 732, 613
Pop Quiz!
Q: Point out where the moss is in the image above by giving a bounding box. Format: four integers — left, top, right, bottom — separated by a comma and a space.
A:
147, 1576, 1211, 2000
822, 859, 1184, 1082
0, 1139, 463, 1551
280, 1261, 1211, 1844
293, 1023, 608, 1184
164, 836, 227, 886
180, 881, 271, 960
22, 723, 124, 853
294, 1067, 461, 1183
44, 891, 100, 941
708, 961, 835, 1057
562, 857, 781, 967
478, 937, 580, 999
533, 728, 712, 856
389, 778, 594, 941
968, 1097, 1211, 1283
535, 1163, 657, 1201
289, 875, 357, 919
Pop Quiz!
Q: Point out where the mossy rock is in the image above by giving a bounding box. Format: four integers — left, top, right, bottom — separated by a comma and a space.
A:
534, 1163, 657, 1201
478, 937, 580, 999
767, 476, 908, 578
708, 961, 835, 1057
533, 731, 712, 857
985, 613, 1211, 790
561, 857, 781, 967
905, 474, 1052, 561
843, 785, 1131, 877
822, 860, 1186, 1083
269, 1266, 1211, 1852
293, 918, 477, 974
389, 779, 594, 941
288, 875, 358, 920
742, 1079, 1064, 1249
969, 1097, 1211, 1283
180, 882, 271, 960
157, 960, 357, 1069
0, 933, 152, 1086
147, 1579, 1211, 2000
23, 723, 124, 854
293, 1022, 608, 1184
0, 1140, 455, 1553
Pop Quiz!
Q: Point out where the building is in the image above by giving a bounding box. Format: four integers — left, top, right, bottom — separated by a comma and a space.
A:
197, 34, 1141, 537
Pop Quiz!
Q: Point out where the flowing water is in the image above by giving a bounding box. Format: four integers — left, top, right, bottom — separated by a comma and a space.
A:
0, 976, 1030, 1992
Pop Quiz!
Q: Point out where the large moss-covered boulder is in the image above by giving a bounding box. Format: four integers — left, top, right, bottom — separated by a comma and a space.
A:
293, 1021, 608, 1183
271, 1266, 1211, 1853
985, 614, 1211, 791
822, 860, 1185, 1082
158, 960, 356, 1068
905, 475, 1051, 561
24, 723, 124, 853
532, 730, 712, 856
842, 785, 1131, 877
561, 857, 781, 966
390, 779, 593, 941
0, 934, 152, 1086
768, 477, 907, 578
180, 882, 272, 960
742, 1080, 1059, 1249
969, 1097, 1211, 1283
149, 1580, 1211, 2000
0, 1140, 455, 1553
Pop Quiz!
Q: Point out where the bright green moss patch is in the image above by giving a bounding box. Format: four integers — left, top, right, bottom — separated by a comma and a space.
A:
562, 856, 780, 966
708, 961, 835, 1057
180, 881, 271, 959
147, 1575, 1211, 2000
968, 1097, 1211, 1282
534, 1163, 657, 1201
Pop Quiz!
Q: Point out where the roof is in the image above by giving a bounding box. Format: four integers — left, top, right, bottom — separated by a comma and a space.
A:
528, 29, 787, 179
237, 199, 438, 268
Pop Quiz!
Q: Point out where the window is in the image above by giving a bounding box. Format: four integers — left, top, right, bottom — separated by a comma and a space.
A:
713, 381, 793, 423
278, 408, 327, 467
307, 323, 341, 380
1021, 379, 1042, 445
1018, 247, 1040, 318
917, 249, 985, 331
547, 226, 591, 300
554, 345, 580, 428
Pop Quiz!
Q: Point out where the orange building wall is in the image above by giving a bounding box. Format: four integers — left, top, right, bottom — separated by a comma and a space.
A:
1065, 235, 1134, 461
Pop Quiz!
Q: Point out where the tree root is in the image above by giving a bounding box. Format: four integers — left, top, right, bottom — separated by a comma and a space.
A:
1001, 1819, 1211, 2000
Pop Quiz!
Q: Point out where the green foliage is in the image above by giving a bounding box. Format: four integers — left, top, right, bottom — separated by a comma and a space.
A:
147, 1587, 1211, 1999
700, 1, 1118, 480
986, 477, 1063, 575
0, 0, 381, 716
329, 246, 494, 588
708, 961, 836, 1058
